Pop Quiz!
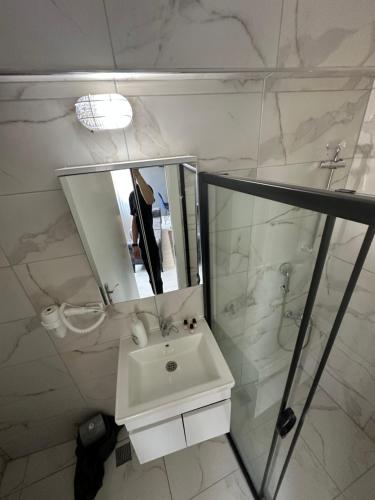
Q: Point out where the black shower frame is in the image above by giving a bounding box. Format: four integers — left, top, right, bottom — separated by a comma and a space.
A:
198, 171, 375, 500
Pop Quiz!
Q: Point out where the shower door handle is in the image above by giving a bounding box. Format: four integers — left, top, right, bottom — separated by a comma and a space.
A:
277, 407, 297, 438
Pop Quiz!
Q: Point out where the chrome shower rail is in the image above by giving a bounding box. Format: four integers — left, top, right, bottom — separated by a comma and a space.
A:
198, 171, 375, 500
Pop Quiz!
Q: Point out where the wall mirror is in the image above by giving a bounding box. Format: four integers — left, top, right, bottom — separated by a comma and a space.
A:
56, 156, 200, 304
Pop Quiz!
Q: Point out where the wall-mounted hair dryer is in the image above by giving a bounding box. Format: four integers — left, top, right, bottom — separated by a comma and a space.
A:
41, 302, 106, 338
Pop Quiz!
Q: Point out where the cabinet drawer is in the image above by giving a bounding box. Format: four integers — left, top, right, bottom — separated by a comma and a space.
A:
183, 399, 231, 447
130, 415, 186, 463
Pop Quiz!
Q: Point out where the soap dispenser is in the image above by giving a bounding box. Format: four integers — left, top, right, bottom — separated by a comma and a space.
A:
130, 313, 148, 347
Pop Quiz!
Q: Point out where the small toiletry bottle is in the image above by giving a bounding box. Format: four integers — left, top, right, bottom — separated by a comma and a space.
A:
192, 318, 197, 329
183, 319, 188, 330
130, 314, 148, 347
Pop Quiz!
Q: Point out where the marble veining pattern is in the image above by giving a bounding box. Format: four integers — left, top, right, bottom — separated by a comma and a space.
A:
106, 0, 283, 69
0, 435, 254, 500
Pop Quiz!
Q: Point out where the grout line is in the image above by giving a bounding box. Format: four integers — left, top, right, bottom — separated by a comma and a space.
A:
0, 88, 371, 105
102, 0, 117, 71
339, 462, 375, 497
275, 0, 285, 69
9, 251, 85, 268
189, 468, 241, 500
163, 457, 174, 500
0, 189, 62, 198
298, 434, 343, 496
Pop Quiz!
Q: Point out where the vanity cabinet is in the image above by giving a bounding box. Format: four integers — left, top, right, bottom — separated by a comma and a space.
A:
130, 415, 186, 463
183, 399, 231, 446
130, 399, 231, 463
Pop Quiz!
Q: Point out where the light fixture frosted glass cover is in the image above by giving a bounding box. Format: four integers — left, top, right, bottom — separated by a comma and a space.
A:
75, 93, 133, 131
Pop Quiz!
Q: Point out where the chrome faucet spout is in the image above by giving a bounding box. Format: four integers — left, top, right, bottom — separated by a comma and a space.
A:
160, 317, 178, 337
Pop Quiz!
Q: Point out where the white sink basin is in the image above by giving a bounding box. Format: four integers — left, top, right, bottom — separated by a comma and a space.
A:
116, 319, 234, 431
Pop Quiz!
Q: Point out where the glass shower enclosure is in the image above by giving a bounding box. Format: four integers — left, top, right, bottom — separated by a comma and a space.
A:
198, 172, 375, 500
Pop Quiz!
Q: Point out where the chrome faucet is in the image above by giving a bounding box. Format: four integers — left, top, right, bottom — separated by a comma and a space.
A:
160, 317, 179, 337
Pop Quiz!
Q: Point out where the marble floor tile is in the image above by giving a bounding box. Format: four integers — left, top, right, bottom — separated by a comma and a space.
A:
164, 435, 238, 500
23, 440, 76, 487
19, 465, 75, 500
0, 408, 90, 459
192, 470, 254, 500
263, 437, 340, 500
0, 458, 27, 497
300, 390, 375, 490
341, 464, 375, 499
96, 449, 171, 500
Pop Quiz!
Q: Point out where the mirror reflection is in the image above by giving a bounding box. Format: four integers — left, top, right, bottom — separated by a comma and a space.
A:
58, 159, 199, 304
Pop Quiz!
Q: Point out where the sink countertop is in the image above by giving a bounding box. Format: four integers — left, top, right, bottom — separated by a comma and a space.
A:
115, 318, 234, 431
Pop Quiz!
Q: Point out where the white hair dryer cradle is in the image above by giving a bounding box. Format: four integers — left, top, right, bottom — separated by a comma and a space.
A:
41, 302, 106, 338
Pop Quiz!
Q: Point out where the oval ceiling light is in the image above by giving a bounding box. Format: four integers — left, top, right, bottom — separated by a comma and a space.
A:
75, 93, 133, 131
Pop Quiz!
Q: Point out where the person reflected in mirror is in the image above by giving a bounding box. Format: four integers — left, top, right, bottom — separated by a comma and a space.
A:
129, 169, 164, 295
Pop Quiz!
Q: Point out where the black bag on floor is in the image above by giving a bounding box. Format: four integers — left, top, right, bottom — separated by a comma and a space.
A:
74, 413, 123, 500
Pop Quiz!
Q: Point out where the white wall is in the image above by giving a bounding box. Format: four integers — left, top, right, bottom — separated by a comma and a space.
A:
0, 72, 372, 459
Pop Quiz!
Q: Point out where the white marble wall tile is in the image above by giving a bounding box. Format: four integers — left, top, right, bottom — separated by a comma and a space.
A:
209, 227, 251, 278
0, 81, 117, 101
356, 87, 375, 157
154, 285, 203, 323
301, 390, 375, 490
259, 90, 369, 167
257, 161, 351, 190
278, 0, 375, 68
164, 435, 238, 500
13, 255, 102, 312
210, 273, 249, 338
0, 99, 127, 196
193, 470, 253, 500
0, 0, 114, 72
208, 187, 254, 233
265, 75, 373, 92
0, 191, 83, 265
60, 340, 118, 387
0, 317, 56, 368
106, 0, 283, 69
342, 464, 375, 499
0, 268, 35, 323
347, 156, 375, 193
0, 355, 74, 407
124, 93, 262, 173
116, 76, 264, 96
0, 457, 27, 497
0, 408, 90, 459
23, 439, 76, 487
48, 295, 159, 354
95, 450, 171, 500
77, 373, 116, 415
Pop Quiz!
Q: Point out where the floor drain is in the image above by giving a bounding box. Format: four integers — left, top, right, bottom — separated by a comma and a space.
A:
115, 441, 132, 467
166, 360, 178, 372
